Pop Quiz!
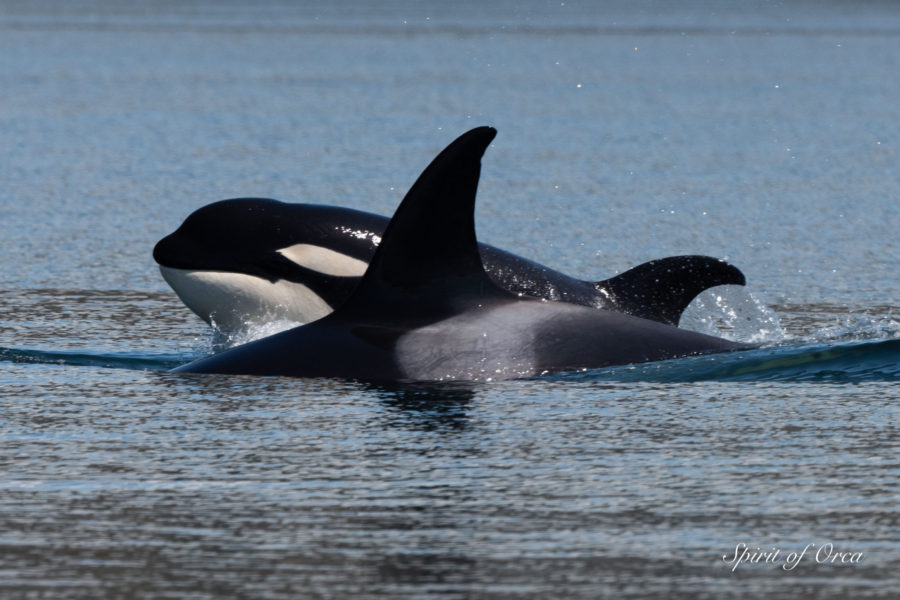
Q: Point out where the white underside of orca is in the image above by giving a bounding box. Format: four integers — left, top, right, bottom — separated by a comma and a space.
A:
159, 266, 331, 332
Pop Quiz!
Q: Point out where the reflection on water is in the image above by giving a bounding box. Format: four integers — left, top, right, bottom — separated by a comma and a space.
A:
2, 372, 896, 598
365, 381, 478, 431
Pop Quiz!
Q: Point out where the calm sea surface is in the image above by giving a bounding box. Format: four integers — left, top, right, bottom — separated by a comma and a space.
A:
1, 1, 897, 598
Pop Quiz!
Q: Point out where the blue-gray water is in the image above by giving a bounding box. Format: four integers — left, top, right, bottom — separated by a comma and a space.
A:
1, 1, 897, 598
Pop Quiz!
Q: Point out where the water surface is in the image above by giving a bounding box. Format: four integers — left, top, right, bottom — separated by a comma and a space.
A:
1, 1, 897, 598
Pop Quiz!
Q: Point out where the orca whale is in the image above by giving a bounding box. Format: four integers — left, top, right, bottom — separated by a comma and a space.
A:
174, 127, 751, 381
154, 202, 745, 331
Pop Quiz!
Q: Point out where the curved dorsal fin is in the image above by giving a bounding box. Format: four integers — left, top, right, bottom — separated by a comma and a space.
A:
595, 255, 746, 326
337, 126, 504, 318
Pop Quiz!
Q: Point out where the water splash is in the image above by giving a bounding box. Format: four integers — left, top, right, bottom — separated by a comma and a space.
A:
210, 315, 305, 352
808, 314, 900, 344
679, 286, 786, 344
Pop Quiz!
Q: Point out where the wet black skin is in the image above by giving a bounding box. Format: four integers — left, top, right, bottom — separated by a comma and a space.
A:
154, 199, 745, 327
174, 127, 753, 381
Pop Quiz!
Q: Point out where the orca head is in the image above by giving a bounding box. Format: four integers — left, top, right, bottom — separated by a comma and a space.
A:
153, 198, 383, 328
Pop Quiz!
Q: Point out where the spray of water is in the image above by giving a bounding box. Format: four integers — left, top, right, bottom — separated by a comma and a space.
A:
809, 314, 900, 344
679, 287, 786, 345
210, 314, 305, 352
681, 286, 899, 348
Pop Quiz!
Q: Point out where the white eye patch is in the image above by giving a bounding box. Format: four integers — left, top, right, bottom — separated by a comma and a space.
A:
276, 243, 368, 277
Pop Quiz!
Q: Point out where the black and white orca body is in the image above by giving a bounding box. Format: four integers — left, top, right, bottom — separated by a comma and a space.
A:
155, 202, 745, 331
154, 201, 380, 331
174, 127, 751, 381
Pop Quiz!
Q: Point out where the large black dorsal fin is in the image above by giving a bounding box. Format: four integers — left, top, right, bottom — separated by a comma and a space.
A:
337, 126, 505, 318
595, 255, 746, 326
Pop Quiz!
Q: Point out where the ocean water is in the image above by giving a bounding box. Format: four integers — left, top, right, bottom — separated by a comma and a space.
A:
1, 1, 898, 598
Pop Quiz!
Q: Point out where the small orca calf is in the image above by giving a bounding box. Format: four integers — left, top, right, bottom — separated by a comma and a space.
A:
174, 127, 751, 381
154, 207, 744, 332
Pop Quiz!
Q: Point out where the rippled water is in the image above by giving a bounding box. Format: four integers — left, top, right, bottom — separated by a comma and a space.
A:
1, 1, 898, 598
